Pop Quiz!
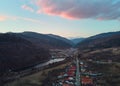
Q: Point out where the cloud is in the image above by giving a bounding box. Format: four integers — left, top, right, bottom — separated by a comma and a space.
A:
22, 4, 34, 12
0, 15, 44, 24
35, 0, 120, 20
18, 16, 44, 24
0, 16, 7, 21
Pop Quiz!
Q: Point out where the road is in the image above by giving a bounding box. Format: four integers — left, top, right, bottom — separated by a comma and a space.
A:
76, 57, 81, 86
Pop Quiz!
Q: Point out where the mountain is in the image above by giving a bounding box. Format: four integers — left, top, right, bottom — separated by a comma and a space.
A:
70, 38, 85, 44
19, 32, 72, 49
0, 31, 74, 75
0, 33, 50, 75
76, 31, 120, 50
47, 34, 74, 46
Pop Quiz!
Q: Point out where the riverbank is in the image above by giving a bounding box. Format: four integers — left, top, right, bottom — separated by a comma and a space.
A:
5, 60, 71, 86
5, 59, 71, 86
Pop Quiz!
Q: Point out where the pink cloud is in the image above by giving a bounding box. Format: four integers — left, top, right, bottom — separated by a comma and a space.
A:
35, 0, 120, 20
22, 4, 34, 12
0, 16, 7, 21
0, 15, 18, 21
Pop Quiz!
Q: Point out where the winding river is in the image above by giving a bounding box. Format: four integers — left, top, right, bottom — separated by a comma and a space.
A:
35, 58, 65, 68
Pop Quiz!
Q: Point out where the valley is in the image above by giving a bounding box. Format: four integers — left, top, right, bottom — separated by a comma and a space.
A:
0, 31, 120, 86
1, 1, 120, 86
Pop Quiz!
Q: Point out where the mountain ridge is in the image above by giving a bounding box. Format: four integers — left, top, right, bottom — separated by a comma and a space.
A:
76, 31, 120, 50
19, 31, 73, 49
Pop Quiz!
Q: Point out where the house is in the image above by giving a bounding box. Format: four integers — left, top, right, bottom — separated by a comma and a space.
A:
82, 76, 93, 85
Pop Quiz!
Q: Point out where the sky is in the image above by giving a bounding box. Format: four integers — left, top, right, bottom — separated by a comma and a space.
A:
0, 0, 120, 38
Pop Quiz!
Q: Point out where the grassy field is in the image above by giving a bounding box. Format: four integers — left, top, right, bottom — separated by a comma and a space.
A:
5, 62, 71, 86
87, 62, 120, 86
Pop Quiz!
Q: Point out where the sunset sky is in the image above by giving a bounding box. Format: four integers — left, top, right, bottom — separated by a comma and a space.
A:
0, 0, 120, 38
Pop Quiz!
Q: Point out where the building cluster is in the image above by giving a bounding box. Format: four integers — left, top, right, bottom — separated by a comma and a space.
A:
52, 63, 76, 86
51, 60, 99, 86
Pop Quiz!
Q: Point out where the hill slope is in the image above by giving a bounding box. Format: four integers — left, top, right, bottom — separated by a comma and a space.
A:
76, 31, 120, 50
19, 32, 72, 49
47, 34, 74, 46
0, 33, 50, 75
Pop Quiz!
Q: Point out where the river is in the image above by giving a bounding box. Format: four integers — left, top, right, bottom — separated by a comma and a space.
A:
34, 58, 65, 68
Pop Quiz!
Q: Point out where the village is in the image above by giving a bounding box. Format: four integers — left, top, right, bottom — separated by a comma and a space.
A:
4, 48, 119, 86
42, 57, 103, 86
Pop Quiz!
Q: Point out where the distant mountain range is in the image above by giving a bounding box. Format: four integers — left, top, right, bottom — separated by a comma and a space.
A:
70, 38, 85, 44
1, 31, 120, 50
76, 31, 120, 50
1, 31, 120, 76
